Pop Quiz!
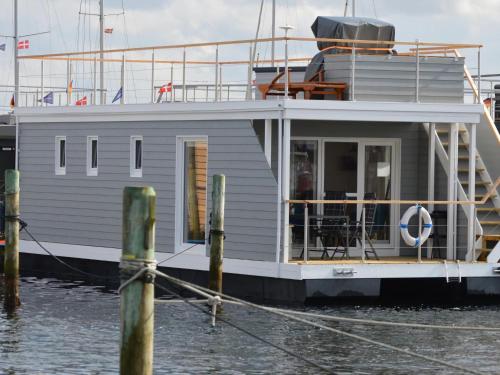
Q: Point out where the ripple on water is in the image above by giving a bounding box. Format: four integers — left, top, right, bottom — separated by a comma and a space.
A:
0, 278, 499, 374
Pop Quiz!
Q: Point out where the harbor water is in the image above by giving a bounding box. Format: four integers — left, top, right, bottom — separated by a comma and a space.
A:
1, 277, 500, 374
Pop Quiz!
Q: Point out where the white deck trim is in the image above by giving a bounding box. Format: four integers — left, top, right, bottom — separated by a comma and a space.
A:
19, 240, 499, 280
14, 100, 483, 124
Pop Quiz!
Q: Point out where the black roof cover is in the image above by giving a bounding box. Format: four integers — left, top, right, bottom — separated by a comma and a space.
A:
311, 16, 395, 51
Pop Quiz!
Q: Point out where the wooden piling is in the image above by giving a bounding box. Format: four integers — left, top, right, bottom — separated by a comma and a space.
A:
4, 170, 20, 309
120, 186, 156, 375
208, 174, 225, 294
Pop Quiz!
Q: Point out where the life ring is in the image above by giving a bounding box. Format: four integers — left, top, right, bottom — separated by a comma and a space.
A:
399, 205, 433, 247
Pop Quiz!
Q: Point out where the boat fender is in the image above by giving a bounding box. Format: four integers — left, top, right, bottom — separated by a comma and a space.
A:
399, 205, 432, 247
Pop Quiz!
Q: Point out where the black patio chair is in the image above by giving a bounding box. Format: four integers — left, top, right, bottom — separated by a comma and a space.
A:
346, 192, 380, 260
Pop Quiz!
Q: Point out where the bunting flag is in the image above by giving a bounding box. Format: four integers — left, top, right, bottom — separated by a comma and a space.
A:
112, 87, 123, 103
159, 82, 172, 93
17, 40, 30, 50
104, 28, 114, 34
483, 97, 492, 109
66, 80, 73, 96
75, 96, 87, 106
9, 95, 15, 109
0, 44, 6, 51
43, 91, 54, 104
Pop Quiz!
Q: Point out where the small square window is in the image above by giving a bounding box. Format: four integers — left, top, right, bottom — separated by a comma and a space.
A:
87, 136, 98, 176
130, 136, 143, 178
55, 136, 66, 175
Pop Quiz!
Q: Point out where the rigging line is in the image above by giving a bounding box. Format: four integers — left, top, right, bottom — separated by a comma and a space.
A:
121, 2, 138, 103
23, 226, 116, 281
156, 243, 198, 266
372, 0, 378, 19
152, 271, 484, 375
154, 282, 337, 375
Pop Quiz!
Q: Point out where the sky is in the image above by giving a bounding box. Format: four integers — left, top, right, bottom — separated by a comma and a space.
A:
0, 0, 498, 109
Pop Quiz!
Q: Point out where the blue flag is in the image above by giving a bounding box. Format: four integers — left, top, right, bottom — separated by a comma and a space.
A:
43, 91, 54, 104
0, 44, 5, 51
112, 87, 123, 103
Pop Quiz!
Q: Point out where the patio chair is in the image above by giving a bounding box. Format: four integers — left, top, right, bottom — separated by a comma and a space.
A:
346, 193, 380, 260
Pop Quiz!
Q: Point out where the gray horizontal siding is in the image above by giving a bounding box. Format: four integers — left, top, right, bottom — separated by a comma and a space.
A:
325, 55, 464, 103
19, 120, 278, 262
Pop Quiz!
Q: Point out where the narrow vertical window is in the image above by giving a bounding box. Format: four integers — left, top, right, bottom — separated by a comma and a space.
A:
176, 137, 208, 247
55, 136, 66, 175
130, 136, 143, 178
87, 136, 98, 176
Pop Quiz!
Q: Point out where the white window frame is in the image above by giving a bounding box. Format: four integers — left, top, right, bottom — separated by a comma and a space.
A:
130, 135, 143, 178
174, 135, 208, 253
55, 136, 66, 175
86, 135, 99, 176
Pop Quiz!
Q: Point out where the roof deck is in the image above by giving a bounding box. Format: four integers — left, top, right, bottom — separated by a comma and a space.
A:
13, 36, 484, 108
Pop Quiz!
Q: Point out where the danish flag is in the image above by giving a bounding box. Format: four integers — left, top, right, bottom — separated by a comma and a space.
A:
75, 96, 88, 106
159, 82, 172, 93
17, 40, 30, 50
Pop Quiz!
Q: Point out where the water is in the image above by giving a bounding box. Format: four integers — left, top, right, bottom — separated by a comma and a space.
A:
1, 277, 500, 374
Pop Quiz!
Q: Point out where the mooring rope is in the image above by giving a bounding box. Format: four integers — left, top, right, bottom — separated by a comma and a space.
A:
151, 270, 485, 375
154, 282, 337, 375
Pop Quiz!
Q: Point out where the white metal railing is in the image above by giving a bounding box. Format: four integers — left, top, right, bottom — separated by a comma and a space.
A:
7, 36, 482, 109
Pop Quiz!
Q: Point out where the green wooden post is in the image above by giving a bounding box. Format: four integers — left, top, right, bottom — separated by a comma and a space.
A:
4, 170, 20, 309
120, 187, 156, 375
208, 174, 225, 294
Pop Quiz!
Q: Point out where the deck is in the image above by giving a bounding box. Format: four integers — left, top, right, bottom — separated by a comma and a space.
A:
289, 257, 486, 265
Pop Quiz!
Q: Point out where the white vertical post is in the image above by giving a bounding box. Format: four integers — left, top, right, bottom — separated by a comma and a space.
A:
415, 40, 420, 102
361, 207, 366, 262
214, 45, 219, 102
271, 0, 276, 67
14, 0, 19, 107
40, 60, 44, 107
246, 45, 253, 100
282, 118, 291, 263
66, 58, 71, 106
275, 116, 283, 265
447, 123, 459, 260
151, 51, 155, 103
427, 123, 435, 259
120, 54, 125, 104
351, 42, 356, 101
99, 0, 105, 105
467, 123, 477, 262
219, 65, 223, 101
182, 49, 186, 102
418, 206, 422, 263
93, 56, 97, 105
170, 63, 174, 103
284, 35, 289, 99
303, 203, 308, 263
264, 119, 272, 166
477, 48, 481, 104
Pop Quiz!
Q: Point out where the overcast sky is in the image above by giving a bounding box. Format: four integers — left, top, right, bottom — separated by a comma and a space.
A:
0, 0, 498, 108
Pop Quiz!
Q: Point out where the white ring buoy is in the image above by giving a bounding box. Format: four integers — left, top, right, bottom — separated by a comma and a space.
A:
400, 205, 433, 247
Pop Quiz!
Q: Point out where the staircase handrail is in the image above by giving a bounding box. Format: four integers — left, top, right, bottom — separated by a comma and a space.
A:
454, 49, 500, 145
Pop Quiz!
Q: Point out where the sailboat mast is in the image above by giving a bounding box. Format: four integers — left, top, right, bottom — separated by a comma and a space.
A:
271, 0, 275, 67
14, 0, 19, 108
99, 0, 104, 104
352, 0, 356, 17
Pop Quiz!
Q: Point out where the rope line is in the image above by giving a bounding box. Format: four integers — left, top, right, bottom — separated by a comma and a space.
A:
152, 270, 484, 375
154, 282, 336, 375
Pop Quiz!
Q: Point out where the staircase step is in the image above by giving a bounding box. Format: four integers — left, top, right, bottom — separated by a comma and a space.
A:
479, 220, 500, 226
477, 207, 500, 212
442, 142, 468, 147
476, 193, 498, 199
436, 129, 467, 134
460, 181, 492, 186
459, 156, 478, 160
458, 168, 485, 173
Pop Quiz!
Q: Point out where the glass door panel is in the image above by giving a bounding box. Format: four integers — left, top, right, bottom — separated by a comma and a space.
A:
364, 145, 392, 242
290, 140, 318, 249
324, 142, 358, 222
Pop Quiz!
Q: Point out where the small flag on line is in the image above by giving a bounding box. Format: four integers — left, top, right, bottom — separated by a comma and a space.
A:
104, 28, 114, 34
67, 80, 73, 95
17, 40, 30, 50
159, 82, 172, 93
43, 91, 54, 104
0, 44, 6, 51
112, 87, 123, 103
483, 97, 493, 109
76, 96, 87, 106
9, 95, 15, 109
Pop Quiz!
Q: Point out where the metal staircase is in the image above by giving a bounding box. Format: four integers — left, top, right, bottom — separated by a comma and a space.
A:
434, 123, 500, 260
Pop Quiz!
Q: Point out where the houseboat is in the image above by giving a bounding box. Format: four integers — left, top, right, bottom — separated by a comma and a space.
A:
6, 16, 500, 302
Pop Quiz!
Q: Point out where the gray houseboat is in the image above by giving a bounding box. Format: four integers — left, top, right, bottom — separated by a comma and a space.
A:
8, 17, 500, 302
